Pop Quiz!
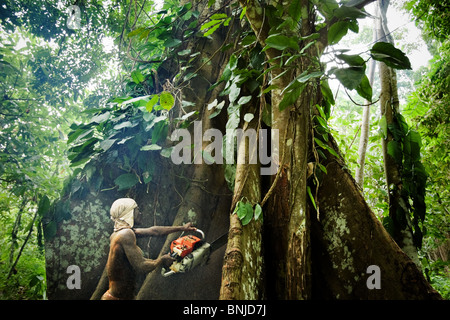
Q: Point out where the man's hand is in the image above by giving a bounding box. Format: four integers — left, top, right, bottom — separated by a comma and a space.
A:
183, 222, 197, 232
161, 254, 175, 268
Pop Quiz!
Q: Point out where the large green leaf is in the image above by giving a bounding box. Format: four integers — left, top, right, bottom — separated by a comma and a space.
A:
320, 80, 335, 107
265, 34, 300, 51
370, 42, 412, 70
159, 91, 175, 110
37, 195, 50, 218
114, 173, 139, 191
254, 203, 263, 222
131, 70, 145, 84
279, 83, 305, 111
289, 0, 302, 22
356, 74, 373, 102
331, 66, 365, 90
333, 5, 370, 20
336, 53, 365, 67
387, 140, 402, 164
328, 21, 349, 45
140, 144, 162, 151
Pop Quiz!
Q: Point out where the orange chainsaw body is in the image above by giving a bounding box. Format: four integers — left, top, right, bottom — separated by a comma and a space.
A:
170, 235, 203, 259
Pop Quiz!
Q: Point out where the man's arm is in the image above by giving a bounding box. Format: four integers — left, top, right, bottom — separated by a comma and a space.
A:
120, 230, 173, 273
134, 222, 196, 237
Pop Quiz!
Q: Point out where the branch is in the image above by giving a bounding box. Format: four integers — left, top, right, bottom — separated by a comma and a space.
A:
7, 210, 38, 279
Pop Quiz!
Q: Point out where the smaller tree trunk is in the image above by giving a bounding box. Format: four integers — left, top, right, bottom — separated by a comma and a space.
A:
220, 103, 264, 300
377, 0, 420, 266
355, 6, 378, 187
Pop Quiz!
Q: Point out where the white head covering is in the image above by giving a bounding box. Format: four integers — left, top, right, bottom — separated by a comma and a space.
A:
110, 198, 138, 232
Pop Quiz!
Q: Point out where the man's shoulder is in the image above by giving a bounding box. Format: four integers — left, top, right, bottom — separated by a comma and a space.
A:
113, 228, 136, 243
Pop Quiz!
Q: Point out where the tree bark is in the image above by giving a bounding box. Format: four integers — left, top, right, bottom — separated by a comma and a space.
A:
312, 156, 441, 299
219, 106, 264, 299
235, 0, 314, 299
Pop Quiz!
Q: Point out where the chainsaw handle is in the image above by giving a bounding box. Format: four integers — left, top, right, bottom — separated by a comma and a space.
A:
195, 229, 205, 240
180, 228, 204, 239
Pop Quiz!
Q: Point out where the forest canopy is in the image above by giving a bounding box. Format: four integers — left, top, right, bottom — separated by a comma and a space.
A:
0, 0, 448, 300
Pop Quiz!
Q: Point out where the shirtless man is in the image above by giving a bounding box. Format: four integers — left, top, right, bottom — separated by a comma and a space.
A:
101, 198, 196, 300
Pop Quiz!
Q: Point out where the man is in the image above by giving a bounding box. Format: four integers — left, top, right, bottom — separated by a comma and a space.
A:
101, 198, 196, 300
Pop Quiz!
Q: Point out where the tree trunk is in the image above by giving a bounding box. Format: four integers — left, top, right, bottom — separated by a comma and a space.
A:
377, 0, 420, 266
231, 0, 314, 300
355, 4, 378, 187
219, 103, 264, 299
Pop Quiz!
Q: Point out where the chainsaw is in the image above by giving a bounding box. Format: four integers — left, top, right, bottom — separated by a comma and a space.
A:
161, 229, 227, 277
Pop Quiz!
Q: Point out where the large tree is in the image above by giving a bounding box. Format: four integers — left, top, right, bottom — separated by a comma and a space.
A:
44, 0, 441, 300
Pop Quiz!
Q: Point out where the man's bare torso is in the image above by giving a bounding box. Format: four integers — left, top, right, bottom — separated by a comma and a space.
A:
106, 229, 138, 299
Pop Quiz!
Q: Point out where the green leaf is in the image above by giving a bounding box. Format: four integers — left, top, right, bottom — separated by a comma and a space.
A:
114, 173, 139, 191
242, 202, 254, 225
234, 200, 254, 226
228, 83, 241, 104
405, 130, 422, 162
331, 66, 365, 90
284, 71, 324, 93
244, 113, 254, 122
237, 96, 252, 105
113, 121, 133, 130
318, 163, 328, 174
204, 23, 222, 37
160, 147, 173, 158
355, 74, 372, 102
307, 186, 317, 210
151, 120, 168, 143
289, 0, 302, 21
120, 95, 151, 106
159, 91, 175, 110
146, 95, 159, 112
265, 34, 299, 51
37, 195, 50, 218
336, 53, 365, 67
379, 115, 387, 139
254, 203, 263, 222
387, 140, 402, 164
91, 111, 111, 123
240, 6, 247, 20
164, 38, 182, 48
234, 201, 246, 220
131, 70, 145, 84
210, 13, 228, 20
200, 20, 222, 30
279, 83, 306, 111
320, 80, 335, 107
370, 42, 412, 70
99, 139, 117, 151
333, 5, 369, 20
140, 144, 162, 151
328, 21, 349, 45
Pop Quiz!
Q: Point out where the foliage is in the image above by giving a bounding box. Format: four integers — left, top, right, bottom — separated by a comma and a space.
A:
404, 0, 450, 43
403, 39, 450, 298
0, 0, 122, 298
1, 0, 449, 300
234, 199, 262, 226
